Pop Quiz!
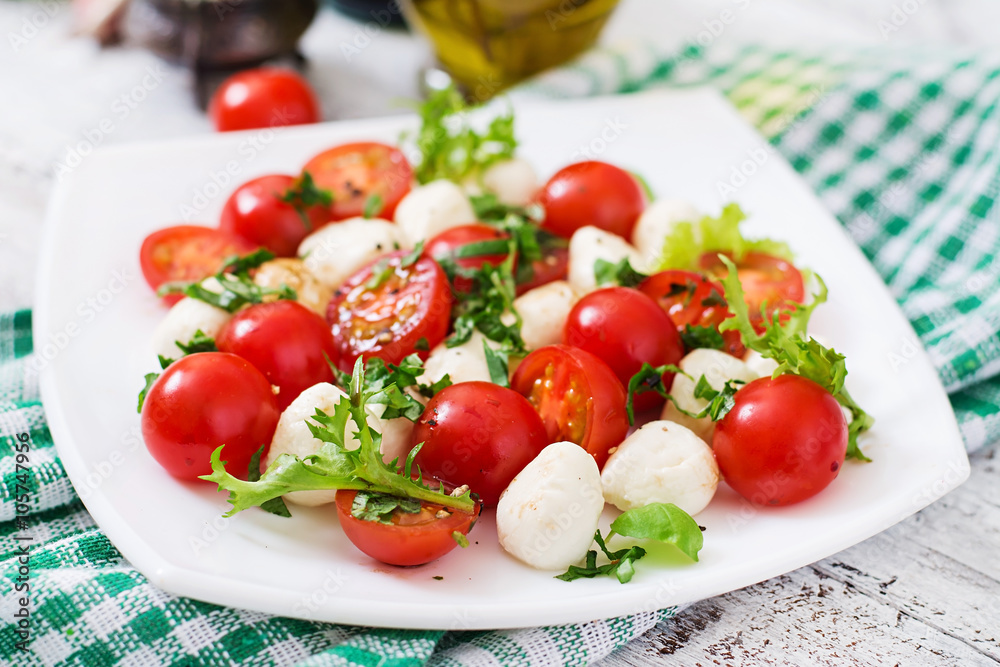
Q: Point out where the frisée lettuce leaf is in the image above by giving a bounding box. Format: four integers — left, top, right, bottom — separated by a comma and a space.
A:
715, 255, 874, 461
200, 358, 476, 517
654, 203, 793, 272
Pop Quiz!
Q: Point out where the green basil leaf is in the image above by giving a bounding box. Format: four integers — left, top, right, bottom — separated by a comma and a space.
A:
610, 503, 704, 562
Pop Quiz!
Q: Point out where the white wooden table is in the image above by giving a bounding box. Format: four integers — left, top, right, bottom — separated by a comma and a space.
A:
2, 1, 998, 664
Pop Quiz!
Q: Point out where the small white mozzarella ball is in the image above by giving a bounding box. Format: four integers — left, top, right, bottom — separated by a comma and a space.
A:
631, 199, 701, 266
496, 441, 605, 571
512, 281, 580, 350
298, 218, 406, 290
253, 258, 332, 316
265, 383, 386, 506
662, 349, 758, 443
151, 293, 230, 361
601, 420, 719, 516
568, 226, 642, 294
418, 331, 500, 387
463, 158, 539, 206
393, 180, 476, 244
743, 349, 779, 378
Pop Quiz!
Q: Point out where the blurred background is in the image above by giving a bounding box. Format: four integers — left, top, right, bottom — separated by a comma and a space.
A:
2, 0, 998, 310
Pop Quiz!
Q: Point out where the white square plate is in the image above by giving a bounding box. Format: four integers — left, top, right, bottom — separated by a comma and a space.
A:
36, 89, 970, 630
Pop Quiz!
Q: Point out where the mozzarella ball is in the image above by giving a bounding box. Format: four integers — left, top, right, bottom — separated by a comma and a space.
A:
393, 180, 476, 244
265, 383, 402, 506
151, 291, 230, 361
253, 258, 332, 316
418, 331, 501, 387
601, 420, 719, 516
568, 226, 643, 294
298, 218, 406, 290
743, 349, 779, 378
631, 199, 701, 266
496, 441, 605, 571
662, 348, 758, 443
463, 158, 539, 206
512, 281, 580, 350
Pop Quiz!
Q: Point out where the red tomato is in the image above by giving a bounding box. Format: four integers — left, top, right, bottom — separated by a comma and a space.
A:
510, 345, 629, 469
410, 382, 549, 506
563, 287, 684, 413
209, 68, 319, 132
335, 489, 480, 566
713, 374, 848, 506
701, 251, 805, 332
537, 161, 645, 239
139, 225, 257, 306
216, 301, 338, 410
327, 250, 452, 372
426, 223, 514, 292
516, 245, 569, 295
141, 352, 280, 480
219, 174, 330, 257
303, 142, 413, 220
638, 270, 746, 358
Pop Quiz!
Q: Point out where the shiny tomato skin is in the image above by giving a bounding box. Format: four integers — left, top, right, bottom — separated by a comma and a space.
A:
303, 142, 413, 220
209, 68, 319, 132
537, 161, 645, 239
516, 245, 569, 295
563, 287, 684, 413
713, 375, 848, 507
335, 490, 481, 566
219, 174, 330, 257
327, 250, 452, 372
510, 345, 629, 469
638, 270, 746, 358
410, 382, 549, 507
700, 251, 805, 332
141, 352, 280, 480
426, 223, 514, 293
140, 225, 258, 306
216, 300, 338, 410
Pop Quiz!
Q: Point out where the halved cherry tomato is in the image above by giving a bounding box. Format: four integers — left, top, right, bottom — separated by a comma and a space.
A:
216, 300, 339, 410
335, 489, 481, 566
713, 374, 848, 506
700, 251, 805, 332
537, 161, 645, 240
410, 382, 549, 506
209, 68, 319, 132
638, 270, 746, 358
303, 142, 413, 221
139, 225, 257, 306
327, 250, 452, 372
140, 352, 280, 480
219, 174, 330, 257
426, 223, 514, 293
563, 287, 684, 413
510, 345, 629, 469
516, 244, 569, 295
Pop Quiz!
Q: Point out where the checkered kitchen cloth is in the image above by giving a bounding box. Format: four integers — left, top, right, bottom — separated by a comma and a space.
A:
4, 41, 1000, 666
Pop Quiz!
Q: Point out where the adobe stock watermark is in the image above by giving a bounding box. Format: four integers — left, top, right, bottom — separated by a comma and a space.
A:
25, 268, 137, 377
877, 0, 931, 41
340, 0, 404, 62
292, 568, 350, 618
74, 425, 144, 501
7, 0, 62, 52
52, 65, 169, 181
570, 117, 628, 161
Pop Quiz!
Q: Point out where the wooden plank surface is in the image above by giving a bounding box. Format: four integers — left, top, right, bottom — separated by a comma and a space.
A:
599, 448, 1000, 666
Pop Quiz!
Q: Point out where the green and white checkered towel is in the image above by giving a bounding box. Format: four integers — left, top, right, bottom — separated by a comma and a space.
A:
4, 41, 1000, 666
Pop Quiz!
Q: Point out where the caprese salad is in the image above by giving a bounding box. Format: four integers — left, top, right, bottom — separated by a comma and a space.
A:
135, 86, 873, 582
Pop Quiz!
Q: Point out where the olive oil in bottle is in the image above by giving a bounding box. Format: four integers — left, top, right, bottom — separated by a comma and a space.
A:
403, 0, 621, 98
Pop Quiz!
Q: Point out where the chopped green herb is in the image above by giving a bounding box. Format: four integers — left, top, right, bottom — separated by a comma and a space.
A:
400, 240, 425, 269
414, 337, 430, 352
624, 363, 687, 424
482, 339, 510, 388
280, 171, 333, 230
452, 531, 470, 548
365, 259, 394, 290
443, 247, 526, 356
352, 490, 421, 524
157, 249, 297, 314
136, 372, 160, 413
594, 257, 648, 288
175, 329, 218, 355
680, 324, 725, 351
362, 193, 384, 219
